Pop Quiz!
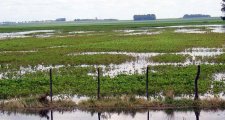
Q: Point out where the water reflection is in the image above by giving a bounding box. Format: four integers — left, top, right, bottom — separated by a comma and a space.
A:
1, 109, 224, 120
194, 108, 200, 120
39, 109, 50, 119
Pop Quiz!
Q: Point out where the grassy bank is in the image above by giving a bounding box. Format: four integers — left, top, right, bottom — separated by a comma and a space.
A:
1, 96, 225, 111
0, 97, 76, 111
78, 97, 225, 110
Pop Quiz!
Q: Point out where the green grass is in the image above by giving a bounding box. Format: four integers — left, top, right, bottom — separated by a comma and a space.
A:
196, 54, 225, 63
150, 54, 190, 63
0, 53, 134, 68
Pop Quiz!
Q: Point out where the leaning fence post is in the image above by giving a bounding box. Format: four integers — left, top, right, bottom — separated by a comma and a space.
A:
146, 66, 149, 100
50, 68, 53, 102
97, 68, 100, 100
194, 65, 201, 100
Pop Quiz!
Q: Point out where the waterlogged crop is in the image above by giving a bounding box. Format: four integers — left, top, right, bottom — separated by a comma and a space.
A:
0, 65, 225, 99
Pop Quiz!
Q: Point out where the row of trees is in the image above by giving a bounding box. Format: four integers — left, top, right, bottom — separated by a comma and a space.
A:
133, 14, 156, 21
222, 0, 225, 20
183, 14, 211, 19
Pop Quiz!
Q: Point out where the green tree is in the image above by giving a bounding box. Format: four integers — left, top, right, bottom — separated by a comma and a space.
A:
222, 0, 225, 20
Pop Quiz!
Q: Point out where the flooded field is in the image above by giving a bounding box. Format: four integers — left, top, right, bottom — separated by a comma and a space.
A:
0, 23, 225, 118
0, 47, 224, 79
69, 47, 224, 77
0, 25, 224, 40
0, 109, 224, 120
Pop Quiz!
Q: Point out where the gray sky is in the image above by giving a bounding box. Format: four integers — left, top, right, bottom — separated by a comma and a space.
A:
0, 0, 223, 22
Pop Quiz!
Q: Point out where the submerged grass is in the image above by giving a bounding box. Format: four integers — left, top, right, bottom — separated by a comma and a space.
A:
196, 54, 225, 64
150, 54, 190, 63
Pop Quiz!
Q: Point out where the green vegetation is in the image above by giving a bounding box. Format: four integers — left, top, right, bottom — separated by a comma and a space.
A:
150, 54, 190, 63
196, 54, 225, 63
0, 65, 225, 99
0, 53, 134, 68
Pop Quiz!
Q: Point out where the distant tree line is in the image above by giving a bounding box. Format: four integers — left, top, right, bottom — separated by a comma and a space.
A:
133, 14, 156, 21
222, 0, 225, 20
55, 18, 66, 22
74, 19, 118, 22
183, 14, 211, 19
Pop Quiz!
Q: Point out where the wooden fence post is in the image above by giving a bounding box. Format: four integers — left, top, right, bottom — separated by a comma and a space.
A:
50, 68, 53, 102
146, 66, 149, 100
194, 65, 201, 100
97, 68, 100, 100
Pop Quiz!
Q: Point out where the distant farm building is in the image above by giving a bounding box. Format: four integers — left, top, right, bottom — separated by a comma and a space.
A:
133, 14, 156, 21
183, 14, 211, 19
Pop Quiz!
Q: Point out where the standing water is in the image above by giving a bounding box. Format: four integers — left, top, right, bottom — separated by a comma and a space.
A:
0, 109, 224, 120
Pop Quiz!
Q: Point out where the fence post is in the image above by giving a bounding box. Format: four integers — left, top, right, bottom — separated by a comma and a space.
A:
97, 68, 100, 100
146, 66, 149, 100
50, 68, 53, 102
194, 65, 200, 100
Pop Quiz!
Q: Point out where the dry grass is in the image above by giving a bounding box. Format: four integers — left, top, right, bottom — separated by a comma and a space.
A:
0, 97, 76, 111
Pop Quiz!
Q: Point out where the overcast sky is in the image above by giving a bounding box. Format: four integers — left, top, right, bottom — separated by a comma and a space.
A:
0, 0, 223, 22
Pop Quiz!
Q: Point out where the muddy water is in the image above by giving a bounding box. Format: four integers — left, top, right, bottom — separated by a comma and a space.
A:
0, 109, 224, 120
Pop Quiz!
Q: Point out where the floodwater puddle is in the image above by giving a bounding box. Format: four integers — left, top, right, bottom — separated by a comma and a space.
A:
0, 30, 55, 39
51, 94, 90, 103
174, 29, 207, 34
0, 65, 65, 79
48, 45, 72, 48
0, 109, 225, 120
114, 29, 161, 36
0, 50, 37, 54
68, 31, 95, 34
213, 73, 225, 81
208, 25, 225, 33
154, 24, 225, 33
70, 48, 224, 77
